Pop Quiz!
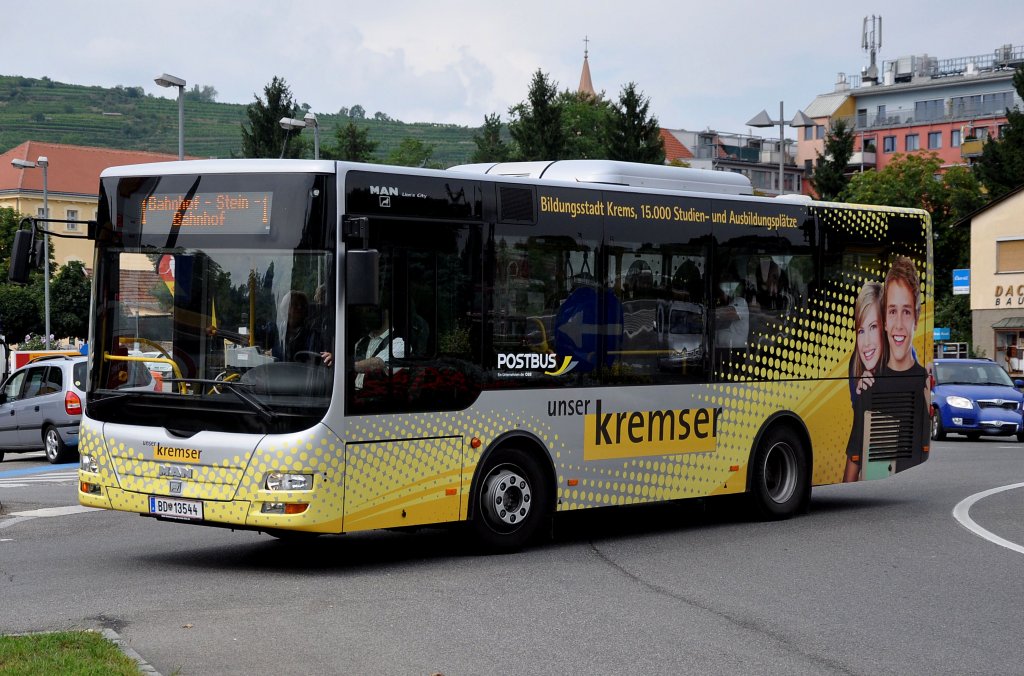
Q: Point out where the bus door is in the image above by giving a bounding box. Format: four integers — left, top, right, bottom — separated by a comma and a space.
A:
343, 217, 482, 531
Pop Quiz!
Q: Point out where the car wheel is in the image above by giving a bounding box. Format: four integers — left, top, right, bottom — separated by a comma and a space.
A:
930, 408, 947, 441
44, 426, 73, 464
749, 426, 808, 520
966, 432, 981, 441
1017, 431, 1024, 443
470, 447, 550, 553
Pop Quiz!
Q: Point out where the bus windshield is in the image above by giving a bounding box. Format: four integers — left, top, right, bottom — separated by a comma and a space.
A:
88, 171, 335, 434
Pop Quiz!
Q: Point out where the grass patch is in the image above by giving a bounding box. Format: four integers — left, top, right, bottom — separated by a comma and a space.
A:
0, 631, 141, 675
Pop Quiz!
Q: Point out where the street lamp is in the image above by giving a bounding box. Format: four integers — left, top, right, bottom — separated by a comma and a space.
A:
747, 102, 815, 195
11, 156, 51, 349
279, 113, 320, 160
154, 73, 186, 160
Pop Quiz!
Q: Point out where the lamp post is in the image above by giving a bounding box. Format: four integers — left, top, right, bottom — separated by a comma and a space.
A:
11, 156, 51, 348
155, 73, 186, 159
279, 114, 320, 160
747, 102, 815, 195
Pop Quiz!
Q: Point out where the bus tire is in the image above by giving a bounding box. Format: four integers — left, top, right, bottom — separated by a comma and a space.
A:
471, 447, 549, 553
749, 426, 807, 520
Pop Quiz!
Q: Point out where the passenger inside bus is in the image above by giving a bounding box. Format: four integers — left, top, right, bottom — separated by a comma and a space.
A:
261, 291, 332, 365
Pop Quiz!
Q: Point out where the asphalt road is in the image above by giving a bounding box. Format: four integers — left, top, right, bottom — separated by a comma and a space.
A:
2, 439, 1023, 676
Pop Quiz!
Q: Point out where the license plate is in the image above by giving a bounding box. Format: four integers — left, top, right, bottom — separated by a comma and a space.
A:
149, 496, 203, 520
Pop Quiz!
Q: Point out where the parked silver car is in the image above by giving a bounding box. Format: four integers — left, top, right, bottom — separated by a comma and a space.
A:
0, 355, 87, 463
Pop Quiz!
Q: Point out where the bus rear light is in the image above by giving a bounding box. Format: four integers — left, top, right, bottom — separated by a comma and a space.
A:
80, 482, 102, 495
65, 391, 82, 415
567, 479, 579, 487
729, 465, 740, 472
80, 454, 98, 473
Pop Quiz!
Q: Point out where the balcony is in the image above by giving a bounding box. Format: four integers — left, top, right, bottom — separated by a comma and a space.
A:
848, 151, 877, 168
961, 139, 985, 158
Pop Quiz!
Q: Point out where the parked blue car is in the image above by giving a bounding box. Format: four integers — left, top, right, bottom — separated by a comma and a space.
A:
930, 358, 1024, 441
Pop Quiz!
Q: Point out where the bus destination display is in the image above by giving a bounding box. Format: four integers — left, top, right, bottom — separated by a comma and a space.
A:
139, 192, 273, 234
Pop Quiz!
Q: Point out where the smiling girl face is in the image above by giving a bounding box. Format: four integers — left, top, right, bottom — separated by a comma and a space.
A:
857, 302, 883, 373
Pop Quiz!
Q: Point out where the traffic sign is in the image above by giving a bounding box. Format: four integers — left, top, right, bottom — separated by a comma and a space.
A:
953, 269, 970, 296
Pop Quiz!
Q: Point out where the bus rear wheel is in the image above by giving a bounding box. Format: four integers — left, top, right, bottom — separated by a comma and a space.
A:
749, 427, 807, 520
471, 448, 549, 553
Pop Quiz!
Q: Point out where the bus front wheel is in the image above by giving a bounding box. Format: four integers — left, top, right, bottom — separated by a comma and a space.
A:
749, 427, 808, 520
471, 448, 549, 553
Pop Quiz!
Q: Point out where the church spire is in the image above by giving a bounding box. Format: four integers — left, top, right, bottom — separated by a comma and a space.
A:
578, 35, 595, 97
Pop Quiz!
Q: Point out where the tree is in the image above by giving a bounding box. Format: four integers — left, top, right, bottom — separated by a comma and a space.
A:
0, 207, 44, 348
508, 70, 565, 161
49, 261, 91, 340
184, 84, 218, 103
386, 138, 436, 167
844, 152, 986, 342
607, 82, 664, 164
0, 284, 42, 346
240, 76, 308, 159
470, 113, 511, 163
810, 117, 856, 200
974, 65, 1024, 198
324, 121, 379, 162
349, 105, 366, 120
560, 91, 612, 160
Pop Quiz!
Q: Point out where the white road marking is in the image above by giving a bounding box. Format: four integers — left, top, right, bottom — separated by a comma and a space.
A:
952, 482, 1024, 555
0, 505, 99, 530
10, 505, 98, 518
0, 470, 78, 488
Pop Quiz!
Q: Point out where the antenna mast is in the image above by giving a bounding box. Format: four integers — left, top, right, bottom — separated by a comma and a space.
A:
861, 15, 882, 84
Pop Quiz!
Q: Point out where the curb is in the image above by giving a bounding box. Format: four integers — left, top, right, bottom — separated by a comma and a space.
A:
100, 628, 163, 676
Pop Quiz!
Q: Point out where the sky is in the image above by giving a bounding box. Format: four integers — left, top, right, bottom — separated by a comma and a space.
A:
6, 1, 1024, 139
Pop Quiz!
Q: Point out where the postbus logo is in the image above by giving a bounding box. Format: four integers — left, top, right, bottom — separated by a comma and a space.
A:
497, 353, 578, 376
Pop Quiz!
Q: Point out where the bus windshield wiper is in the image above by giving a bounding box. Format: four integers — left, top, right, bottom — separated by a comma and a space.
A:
164, 378, 278, 422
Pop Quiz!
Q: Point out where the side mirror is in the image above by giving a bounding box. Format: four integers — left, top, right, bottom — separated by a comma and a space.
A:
346, 249, 379, 307
1014, 379, 1024, 389
8, 230, 34, 284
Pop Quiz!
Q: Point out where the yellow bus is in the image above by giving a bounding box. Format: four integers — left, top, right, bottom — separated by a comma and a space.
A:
62, 159, 931, 550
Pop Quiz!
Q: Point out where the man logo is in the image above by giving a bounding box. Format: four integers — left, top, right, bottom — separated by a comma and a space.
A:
369, 185, 399, 196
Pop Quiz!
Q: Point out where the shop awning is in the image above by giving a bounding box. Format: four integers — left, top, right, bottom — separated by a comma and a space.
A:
992, 317, 1024, 329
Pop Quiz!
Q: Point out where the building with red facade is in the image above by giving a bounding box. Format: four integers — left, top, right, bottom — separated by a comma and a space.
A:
798, 43, 1024, 194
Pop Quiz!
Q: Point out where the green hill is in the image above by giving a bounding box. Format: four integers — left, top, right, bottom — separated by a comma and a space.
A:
0, 75, 482, 166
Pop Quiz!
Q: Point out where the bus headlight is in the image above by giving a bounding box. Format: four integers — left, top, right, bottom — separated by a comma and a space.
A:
265, 472, 313, 491
80, 454, 98, 473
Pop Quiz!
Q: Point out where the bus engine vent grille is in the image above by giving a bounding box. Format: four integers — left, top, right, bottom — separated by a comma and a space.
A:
499, 186, 535, 223
864, 391, 917, 461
